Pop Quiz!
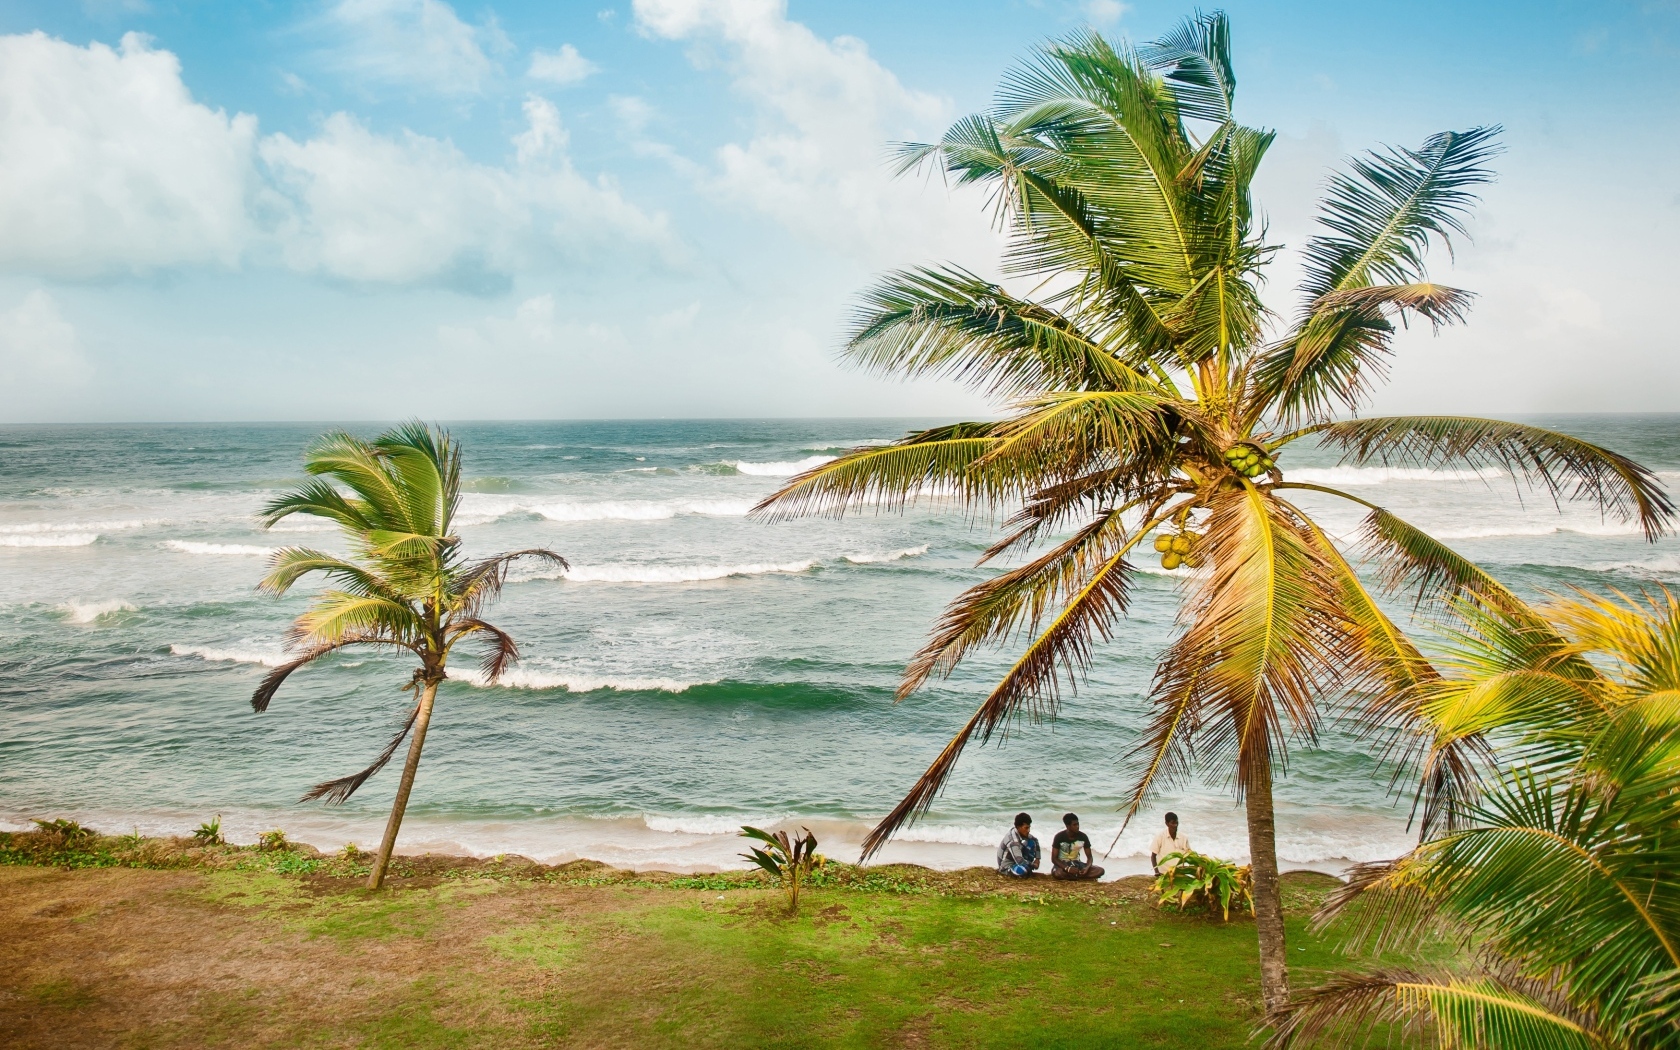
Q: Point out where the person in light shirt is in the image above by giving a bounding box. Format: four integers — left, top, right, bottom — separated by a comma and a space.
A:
1149, 811, 1189, 875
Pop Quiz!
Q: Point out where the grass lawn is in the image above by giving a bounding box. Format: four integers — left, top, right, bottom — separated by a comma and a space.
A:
1, 832, 1365, 1049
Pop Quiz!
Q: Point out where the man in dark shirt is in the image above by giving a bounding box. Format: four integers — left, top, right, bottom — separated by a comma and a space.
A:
1050, 813, 1104, 880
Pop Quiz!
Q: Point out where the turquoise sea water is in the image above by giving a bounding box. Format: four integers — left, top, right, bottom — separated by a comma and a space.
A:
2, 416, 1676, 873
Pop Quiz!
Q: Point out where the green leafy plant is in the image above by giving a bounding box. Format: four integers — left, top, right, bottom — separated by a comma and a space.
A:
192, 815, 223, 846
32, 819, 91, 846
256, 828, 292, 852
1272, 588, 1680, 1049
740, 826, 825, 914
1154, 850, 1253, 921
753, 9, 1671, 1015
251, 423, 566, 890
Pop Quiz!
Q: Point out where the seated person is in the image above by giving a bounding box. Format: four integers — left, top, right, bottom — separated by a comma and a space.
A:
1150, 811, 1189, 875
996, 812, 1040, 878
1050, 813, 1104, 880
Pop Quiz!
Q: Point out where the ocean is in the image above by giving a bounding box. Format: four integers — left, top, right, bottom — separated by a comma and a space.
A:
2, 416, 1675, 875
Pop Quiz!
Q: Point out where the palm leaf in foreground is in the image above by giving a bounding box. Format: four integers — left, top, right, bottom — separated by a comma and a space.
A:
1274, 590, 1680, 1048
250, 423, 566, 890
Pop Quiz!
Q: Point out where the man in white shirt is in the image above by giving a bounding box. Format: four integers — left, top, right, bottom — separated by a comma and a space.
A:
1149, 811, 1189, 875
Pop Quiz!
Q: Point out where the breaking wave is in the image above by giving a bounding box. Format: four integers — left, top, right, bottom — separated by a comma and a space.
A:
170, 643, 288, 668
730, 455, 836, 477
455, 668, 699, 693
0, 533, 98, 547
841, 545, 928, 564
62, 600, 138, 623
1285, 466, 1505, 486
163, 541, 276, 556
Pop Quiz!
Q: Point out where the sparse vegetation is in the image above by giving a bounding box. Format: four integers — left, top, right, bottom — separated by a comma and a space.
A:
1155, 851, 1254, 921
191, 815, 223, 846
739, 825, 824, 914
0, 836, 1376, 1049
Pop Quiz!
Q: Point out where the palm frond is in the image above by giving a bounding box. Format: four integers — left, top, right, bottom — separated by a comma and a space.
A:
289, 592, 424, 647
861, 543, 1135, 859
750, 423, 1007, 521
1316, 416, 1674, 540
299, 694, 422, 805
1140, 10, 1235, 126
449, 618, 520, 682
1299, 127, 1502, 302
1253, 283, 1474, 422
257, 547, 402, 601
1269, 967, 1597, 1050
450, 549, 569, 617
844, 267, 1159, 398
251, 634, 415, 712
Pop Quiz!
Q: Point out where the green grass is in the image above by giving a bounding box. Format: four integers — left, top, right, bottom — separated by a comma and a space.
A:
2, 835, 1426, 1049
501, 890, 1346, 1048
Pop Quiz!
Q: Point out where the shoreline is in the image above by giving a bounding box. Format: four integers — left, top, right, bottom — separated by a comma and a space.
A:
0, 811, 1368, 881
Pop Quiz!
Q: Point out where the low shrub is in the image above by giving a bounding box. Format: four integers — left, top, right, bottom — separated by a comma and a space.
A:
192, 816, 224, 847
1154, 850, 1253, 920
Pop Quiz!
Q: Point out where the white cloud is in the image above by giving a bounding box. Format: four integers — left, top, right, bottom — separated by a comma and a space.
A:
528, 43, 598, 85
0, 291, 91, 391
260, 96, 676, 286
0, 32, 258, 278
320, 0, 500, 95
1083, 0, 1129, 26
0, 33, 675, 288
630, 0, 996, 267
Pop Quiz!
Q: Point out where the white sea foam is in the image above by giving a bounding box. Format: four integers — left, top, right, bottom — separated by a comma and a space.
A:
171, 643, 289, 668
164, 540, 276, 556
556, 560, 819, 584
0, 518, 153, 534
1429, 521, 1645, 540
458, 495, 754, 525
841, 545, 929, 564
456, 668, 698, 693
0, 533, 98, 547
730, 455, 836, 476
1286, 466, 1505, 486
63, 600, 138, 623
266, 520, 339, 533
642, 814, 786, 836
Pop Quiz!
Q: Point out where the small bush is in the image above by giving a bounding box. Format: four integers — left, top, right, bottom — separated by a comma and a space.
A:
740, 826, 824, 914
1154, 850, 1253, 920
257, 829, 292, 852
32, 819, 92, 845
192, 816, 224, 846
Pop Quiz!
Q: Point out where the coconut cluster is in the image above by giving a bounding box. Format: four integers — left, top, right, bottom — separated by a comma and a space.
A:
1152, 530, 1203, 570
1224, 444, 1275, 478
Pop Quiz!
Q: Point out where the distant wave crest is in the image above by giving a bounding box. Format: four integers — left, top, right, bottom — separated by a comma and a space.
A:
730, 455, 836, 477
551, 559, 820, 584
456, 668, 699, 693
63, 600, 138, 623
0, 533, 98, 547
841, 545, 928, 564
164, 541, 276, 556
1286, 466, 1504, 486
171, 643, 288, 668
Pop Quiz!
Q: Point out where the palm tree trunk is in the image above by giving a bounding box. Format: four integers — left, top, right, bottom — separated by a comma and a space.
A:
1244, 761, 1291, 1018
367, 679, 438, 890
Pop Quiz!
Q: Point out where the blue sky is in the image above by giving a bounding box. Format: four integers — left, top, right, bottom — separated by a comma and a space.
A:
0, 0, 1676, 422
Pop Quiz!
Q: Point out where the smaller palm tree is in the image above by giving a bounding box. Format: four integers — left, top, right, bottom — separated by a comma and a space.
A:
1272, 587, 1680, 1048
251, 423, 565, 889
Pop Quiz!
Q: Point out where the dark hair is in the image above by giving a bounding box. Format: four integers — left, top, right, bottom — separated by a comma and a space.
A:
1014, 812, 1032, 828
1063, 813, 1079, 827
1165, 811, 1179, 822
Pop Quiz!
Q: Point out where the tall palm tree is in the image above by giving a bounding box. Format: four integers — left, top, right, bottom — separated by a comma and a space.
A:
755, 13, 1671, 1014
250, 423, 565, 890
1273, 587, 1680, 1048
